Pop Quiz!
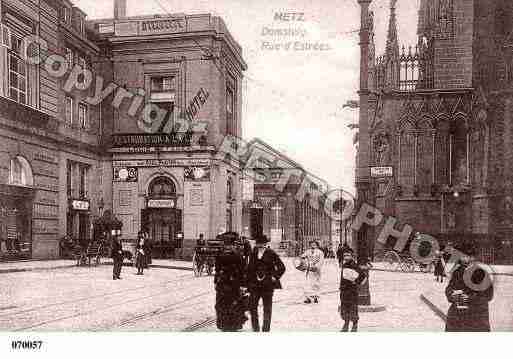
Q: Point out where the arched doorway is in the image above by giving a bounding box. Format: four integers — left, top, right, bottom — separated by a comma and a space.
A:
0, 156, 34, 260
141, 176, 182, 259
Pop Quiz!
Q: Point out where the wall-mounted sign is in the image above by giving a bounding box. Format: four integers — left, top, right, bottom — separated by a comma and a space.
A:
111, 133, 191, 148
370, 166, 393, 178
184, 166, 211, 182
113, 159, 210, 168
113, 167, 138, 182
147, 199, 176, 209
140, 18, 185, 35
70, 199, 90, 211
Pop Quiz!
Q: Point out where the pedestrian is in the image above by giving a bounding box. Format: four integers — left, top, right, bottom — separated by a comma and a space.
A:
135, 231, 147, 275
214, 232, 248, 332
301, 240, 324, 304
144, 231, 152, 268
445, 244, 494, 332
111, 235, 123, 280
339, 247, 366, 332
247, 235, 286, 332
434, 250, 446, 282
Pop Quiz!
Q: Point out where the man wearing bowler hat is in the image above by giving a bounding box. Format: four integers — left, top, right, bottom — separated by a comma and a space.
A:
246, 235, 286, 332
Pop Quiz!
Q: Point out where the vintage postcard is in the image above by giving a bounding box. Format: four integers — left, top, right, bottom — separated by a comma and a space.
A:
0, 0, 511, 353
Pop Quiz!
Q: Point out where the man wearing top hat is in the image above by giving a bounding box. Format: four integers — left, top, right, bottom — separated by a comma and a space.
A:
246, 235, 286, 332
339, 247, 366, 332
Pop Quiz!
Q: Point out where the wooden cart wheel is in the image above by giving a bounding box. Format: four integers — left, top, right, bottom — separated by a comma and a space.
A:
206, 259, 214, 276
403, 258, 416, 272
383, 251, 400, 271
192, 253, 202, 277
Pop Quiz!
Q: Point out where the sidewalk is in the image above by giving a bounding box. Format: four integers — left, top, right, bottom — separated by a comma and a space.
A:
0, 258, 192, 274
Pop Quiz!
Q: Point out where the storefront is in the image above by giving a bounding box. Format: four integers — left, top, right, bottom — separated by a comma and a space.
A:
0, 184, 34, 260
141, 176, 183, 258
66, 199, 91, 245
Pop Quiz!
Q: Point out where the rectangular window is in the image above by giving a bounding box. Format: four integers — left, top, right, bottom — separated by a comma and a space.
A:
78, 56, 86, 70
62, 7, 71, 24
65, 47, 74, 68
226, 86, 235, 135
149, 76, 175, 132
8, 34, 27, 105
79, 164, 89, 198
78, 102, 88, 129
66, 160, 73, 197
65, 96, 73, 124
79, 18, 85, 35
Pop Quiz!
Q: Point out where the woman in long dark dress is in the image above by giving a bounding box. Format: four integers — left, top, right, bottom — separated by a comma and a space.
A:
214, 234, 248, 332
445, 249, 494, 332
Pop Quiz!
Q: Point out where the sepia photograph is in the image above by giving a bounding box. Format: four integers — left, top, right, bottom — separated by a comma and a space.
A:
0, 0, 512, 353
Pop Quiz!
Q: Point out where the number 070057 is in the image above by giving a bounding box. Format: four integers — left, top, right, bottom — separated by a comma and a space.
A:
11, 340, 43, 350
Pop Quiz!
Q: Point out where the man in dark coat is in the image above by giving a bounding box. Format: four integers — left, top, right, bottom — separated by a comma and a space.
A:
135, 231, 148, 275
246, 235, 286, 332
111, 235, 123, 280
445, 244, 493, 332
214, 232, 247, 332
339, 247, 366, 332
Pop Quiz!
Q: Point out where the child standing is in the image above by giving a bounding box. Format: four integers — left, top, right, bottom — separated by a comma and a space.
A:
339, 247, 366, 332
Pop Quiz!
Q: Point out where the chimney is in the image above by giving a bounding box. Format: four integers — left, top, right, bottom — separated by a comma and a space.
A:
114, 0, 126, 19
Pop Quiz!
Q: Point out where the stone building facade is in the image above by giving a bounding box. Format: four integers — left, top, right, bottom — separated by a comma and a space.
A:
242, 139, 332, 256
0, 0, 105, 260
356, 0, 513, 263
0, 0, 246, 260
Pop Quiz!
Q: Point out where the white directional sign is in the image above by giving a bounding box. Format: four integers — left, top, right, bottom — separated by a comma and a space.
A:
370, 166, 393, 178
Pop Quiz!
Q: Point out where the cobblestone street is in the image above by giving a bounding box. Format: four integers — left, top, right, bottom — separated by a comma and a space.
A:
3, 259, 510, 332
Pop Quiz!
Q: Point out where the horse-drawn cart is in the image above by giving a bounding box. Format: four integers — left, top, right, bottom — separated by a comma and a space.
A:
192, 238, 223, 277
383, 250, 434, 273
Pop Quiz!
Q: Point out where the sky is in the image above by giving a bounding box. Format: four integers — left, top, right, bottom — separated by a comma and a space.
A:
75, 0, 420, 194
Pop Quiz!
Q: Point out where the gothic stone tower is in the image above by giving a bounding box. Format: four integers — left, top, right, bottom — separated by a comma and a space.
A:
364, 0, 513, 263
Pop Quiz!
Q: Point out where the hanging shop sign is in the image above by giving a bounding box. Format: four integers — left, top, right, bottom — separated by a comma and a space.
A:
147, 199, 176, 209
113, 167, 138, 182
184, 166, 211, 182
69, 199, 90, 211
370, 166, 393, 178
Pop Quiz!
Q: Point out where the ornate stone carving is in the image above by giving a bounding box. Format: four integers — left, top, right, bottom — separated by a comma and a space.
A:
373, 132, 390, 165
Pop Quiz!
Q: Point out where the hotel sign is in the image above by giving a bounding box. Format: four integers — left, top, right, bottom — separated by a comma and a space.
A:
370, 166, 393, 178
147, 199, 176, 209
140, 18, 185, 34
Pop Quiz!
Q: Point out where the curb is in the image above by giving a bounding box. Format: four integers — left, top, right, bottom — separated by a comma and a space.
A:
0, 264, 76, 274
371, 268, 513, 277
0, 262, 192, 274
420, 293, 447, 322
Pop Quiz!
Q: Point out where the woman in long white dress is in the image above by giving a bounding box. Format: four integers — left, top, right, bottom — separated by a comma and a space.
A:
301, 240, 325, 303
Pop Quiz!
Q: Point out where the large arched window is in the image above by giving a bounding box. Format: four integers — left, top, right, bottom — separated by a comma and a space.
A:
417, 118, 435, 193
450, 116, 469, 185
398, 121, 415, 189
148, 176, 176, 198
9, 156, 33, 187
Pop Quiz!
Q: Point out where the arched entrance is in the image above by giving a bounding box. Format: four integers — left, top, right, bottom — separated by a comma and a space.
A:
141, 176, 182, 259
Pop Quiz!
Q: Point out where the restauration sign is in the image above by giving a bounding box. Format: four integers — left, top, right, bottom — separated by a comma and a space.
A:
111, 133, 191, 148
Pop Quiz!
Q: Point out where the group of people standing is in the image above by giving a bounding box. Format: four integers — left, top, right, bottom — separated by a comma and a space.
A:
111, 231, 152, 280
214, 234, 286, 332
215, 236, 368, 332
